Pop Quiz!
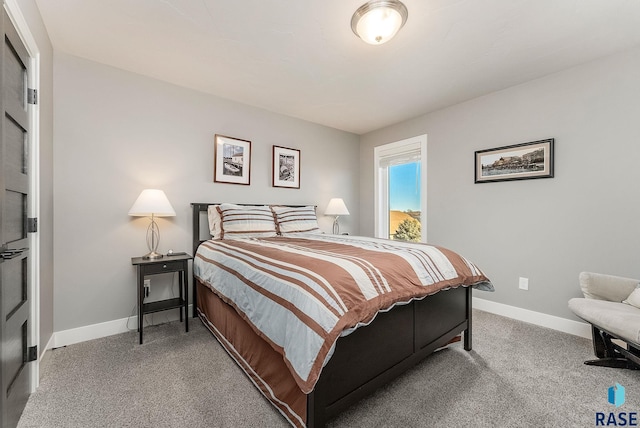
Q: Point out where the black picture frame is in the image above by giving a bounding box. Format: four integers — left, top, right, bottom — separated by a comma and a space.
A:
474, 138, 554, 183
214, 134, 252, 185
272, 145, 300, 189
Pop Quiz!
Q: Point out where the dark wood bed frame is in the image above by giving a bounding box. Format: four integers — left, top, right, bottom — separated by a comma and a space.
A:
191, 203, 472, 427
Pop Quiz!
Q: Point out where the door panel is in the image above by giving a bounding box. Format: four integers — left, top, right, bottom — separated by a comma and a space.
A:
1, 9, 32, 428
4, 117, 27, 175
5, 311, 27, 394
3, 35, 26, 100
3, 257, 27, 318
3, 191, 26, 243
3, 304, 28, 428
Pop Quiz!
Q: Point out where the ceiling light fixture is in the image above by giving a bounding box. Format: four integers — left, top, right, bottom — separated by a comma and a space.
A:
351, 0, 408, 45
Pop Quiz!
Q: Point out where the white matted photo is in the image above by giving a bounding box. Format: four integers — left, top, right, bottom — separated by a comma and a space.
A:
214, 134, 251, 185
272, 145, 300, 189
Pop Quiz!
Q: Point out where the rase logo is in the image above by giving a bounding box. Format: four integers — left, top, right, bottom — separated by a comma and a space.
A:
610, 384, 626, 408
596, 383, 637, 426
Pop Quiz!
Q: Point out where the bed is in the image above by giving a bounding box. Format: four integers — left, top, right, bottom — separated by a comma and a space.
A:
191, 203, 493, 427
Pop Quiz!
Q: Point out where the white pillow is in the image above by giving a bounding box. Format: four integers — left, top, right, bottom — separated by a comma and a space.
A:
271, 205, 321, 235
623, 284, 640, 309
207, 205, 221, 238
217, 204, 278, 239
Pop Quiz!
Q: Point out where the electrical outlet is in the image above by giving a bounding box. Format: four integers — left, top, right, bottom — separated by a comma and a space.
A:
519, 277, 529, 291
144, 279, 151, 297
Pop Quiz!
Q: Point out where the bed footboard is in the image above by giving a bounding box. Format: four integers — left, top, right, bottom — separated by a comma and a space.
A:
307, 286, 471, 427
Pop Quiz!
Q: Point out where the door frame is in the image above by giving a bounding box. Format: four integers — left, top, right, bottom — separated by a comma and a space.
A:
374, 134, 427, 242
4, 0, 41, 392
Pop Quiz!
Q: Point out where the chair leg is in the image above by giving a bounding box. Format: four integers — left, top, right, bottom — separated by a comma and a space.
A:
586, 326, 640, 370
584, 358, 635, 369
591, 325, 607, 358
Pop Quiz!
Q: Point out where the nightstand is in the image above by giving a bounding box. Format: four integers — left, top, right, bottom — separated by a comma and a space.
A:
131, 253, 192, 344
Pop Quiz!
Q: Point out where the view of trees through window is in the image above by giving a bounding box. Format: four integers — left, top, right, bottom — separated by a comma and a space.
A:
388, 161, 421, 242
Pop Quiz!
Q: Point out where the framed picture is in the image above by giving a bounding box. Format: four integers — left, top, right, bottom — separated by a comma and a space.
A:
272, 146, 300, 188
214, 134, 251, 185
474, 138, 554, 183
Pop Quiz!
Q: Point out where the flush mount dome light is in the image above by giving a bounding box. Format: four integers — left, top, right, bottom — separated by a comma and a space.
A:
351, 0, 408, 45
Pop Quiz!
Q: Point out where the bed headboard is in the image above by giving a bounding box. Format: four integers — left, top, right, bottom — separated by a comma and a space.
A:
191, 203, 314, 256
191, 203, 213, 256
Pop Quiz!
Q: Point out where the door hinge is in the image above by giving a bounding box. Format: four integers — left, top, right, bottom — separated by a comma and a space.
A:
28, 88, 38, 105
27, 217, 38, 233
27, 346, 38, 362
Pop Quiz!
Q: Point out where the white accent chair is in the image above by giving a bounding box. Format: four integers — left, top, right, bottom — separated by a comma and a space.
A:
568, 272, 640, 369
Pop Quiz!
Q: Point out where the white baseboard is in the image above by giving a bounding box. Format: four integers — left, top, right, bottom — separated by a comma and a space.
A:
51, 305, 193, 349
473, 297, 592, 339
49, 300, 590, 350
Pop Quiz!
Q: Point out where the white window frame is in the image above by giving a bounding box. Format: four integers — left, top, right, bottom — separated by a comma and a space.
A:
374, 134, 427, 242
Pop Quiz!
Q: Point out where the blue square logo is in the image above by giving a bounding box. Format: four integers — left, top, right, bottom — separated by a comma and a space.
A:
608, 383, 625, 408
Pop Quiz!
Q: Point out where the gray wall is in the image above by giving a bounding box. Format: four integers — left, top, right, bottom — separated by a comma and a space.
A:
360, 47, 640, 321
15, 0, 55, 355
52, 53, 359, 332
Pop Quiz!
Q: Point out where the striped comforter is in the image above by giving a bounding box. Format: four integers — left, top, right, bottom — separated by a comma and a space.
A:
194, 234, 493, 394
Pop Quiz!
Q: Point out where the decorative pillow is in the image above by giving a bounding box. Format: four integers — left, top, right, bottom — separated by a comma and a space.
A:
623, 284, 640, 309
207, 205, 222, 238
271, 205, 321, 235
217, 204, 278, 239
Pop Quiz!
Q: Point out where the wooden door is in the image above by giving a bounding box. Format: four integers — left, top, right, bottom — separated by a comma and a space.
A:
0, 9, 33, 428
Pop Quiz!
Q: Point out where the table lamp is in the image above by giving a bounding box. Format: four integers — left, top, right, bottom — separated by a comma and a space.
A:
325, 198, 350, 235
128, 189, 176, 259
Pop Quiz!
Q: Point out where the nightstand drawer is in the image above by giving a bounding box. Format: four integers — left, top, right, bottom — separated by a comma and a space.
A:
143, 260, 183, 275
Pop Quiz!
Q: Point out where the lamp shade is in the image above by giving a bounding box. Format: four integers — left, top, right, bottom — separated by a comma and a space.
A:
351, 0, 408, 45
325, 198, 350, 216
128, 189, 176, 217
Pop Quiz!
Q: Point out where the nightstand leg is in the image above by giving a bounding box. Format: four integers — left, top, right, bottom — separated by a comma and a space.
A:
182, 268, 189, 332
178, 271, 184, 322
185, 270, 189, 332
138, 267, 144, 344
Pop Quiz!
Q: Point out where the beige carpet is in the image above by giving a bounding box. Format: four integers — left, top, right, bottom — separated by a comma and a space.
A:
18, 310, 640, 427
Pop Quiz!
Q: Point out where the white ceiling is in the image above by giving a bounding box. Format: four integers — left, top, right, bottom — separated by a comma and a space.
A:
35, 0, 640, 135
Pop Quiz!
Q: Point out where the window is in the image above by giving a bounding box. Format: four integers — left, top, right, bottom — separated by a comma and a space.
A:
374, 135, 427, 242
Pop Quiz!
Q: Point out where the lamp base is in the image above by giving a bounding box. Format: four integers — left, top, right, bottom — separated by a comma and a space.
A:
142, 251, 164, 260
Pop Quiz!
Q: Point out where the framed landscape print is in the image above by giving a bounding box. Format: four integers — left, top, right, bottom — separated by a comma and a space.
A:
272, 146, 300, 188
214, 134, 251, 185
474, 138, 554, 183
